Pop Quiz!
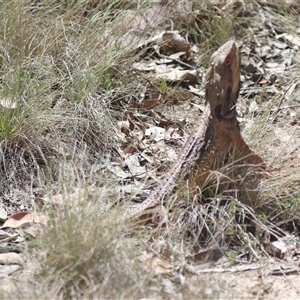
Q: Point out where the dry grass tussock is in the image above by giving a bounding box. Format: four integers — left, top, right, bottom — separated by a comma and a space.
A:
31, 197, 151, 299
0, 1, 154, 298
0, 0, 137, 212
0, 0, 300, 299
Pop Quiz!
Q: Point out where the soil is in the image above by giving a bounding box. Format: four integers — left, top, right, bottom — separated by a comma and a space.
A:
1, 1, 300, 299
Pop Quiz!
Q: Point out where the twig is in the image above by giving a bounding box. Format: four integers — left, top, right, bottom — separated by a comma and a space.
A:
158, 53, 196, 70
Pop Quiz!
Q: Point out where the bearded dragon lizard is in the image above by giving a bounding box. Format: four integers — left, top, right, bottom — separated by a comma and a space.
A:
125, 40, 268, 219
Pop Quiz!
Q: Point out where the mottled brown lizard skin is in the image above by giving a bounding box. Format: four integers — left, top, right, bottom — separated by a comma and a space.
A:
125, 40, 268, 219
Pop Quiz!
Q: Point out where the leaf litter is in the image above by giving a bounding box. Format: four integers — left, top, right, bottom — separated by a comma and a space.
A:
1, 1, 300, 298
105, 2, 300, 298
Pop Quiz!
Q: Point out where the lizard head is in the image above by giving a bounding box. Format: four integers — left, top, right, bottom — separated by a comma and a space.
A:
205, 40, 240, 120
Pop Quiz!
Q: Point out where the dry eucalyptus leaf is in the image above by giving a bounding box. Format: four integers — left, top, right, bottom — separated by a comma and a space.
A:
0, 230, 12, 239
162, 32, 191, 58
155, 64, 170, 73
244, 63, 258, 74
0, 204, 7, 221
268, 39, 287, 49
143, 256, 173, 274
189, 248, 224, 264
124, 154, 147, 178
110, 165, 130, 179
140, 2, 171, 28
118, 1, 171, 39
189, 85, 205, 97
274, 128, 293, 144
265, 240, 288, 259
133, 61, 157, 71
191, 103, 206, 111
155, 68, 199, 83
150, 140, 172, 160
136, 32, 165, 49
0, 265, 21, 277
164, 127, 183, 140
249, 100, 259, 113
129, 99, 159, 109
141, 100, 159, 109
23, 223, 45, 238
158, 118, 172, 127
284, 81, 299, 100
278, 33, 300, 47
42, 185, 95, 205
118, 120, 131, 137
117, 182, 144, 196
1, 211, 48, 229
259, 45, 272, 58
0, 253, 24, 266
123, 144, 139, 155
145, 126, 166, 142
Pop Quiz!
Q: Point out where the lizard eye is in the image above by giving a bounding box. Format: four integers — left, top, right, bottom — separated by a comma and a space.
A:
224, 58, 231, 65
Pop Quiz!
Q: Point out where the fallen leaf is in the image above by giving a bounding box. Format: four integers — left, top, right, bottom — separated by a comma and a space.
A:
133, 61, 157, 71
137, 122, 146, 141
110, 165, 131, 178
23, 223, 45, 238
0, 230, 18, 242
143, 256, 173, 274
129, 99, 159, 109
158, 118, 172, 127
278, 33, 300, 47
185, 263, 266, 274
0, 204, 7, 221
42, 193, 64, 205
164, 127, 183, 140
189, 85, 205, 97
155, 67, 199, 83
265, 240, 288, 259
244, 63, 258, 73
123, 144, 139, 155
0, 277, 18, 292
120, 122, 131, 136
1, 211, 48, 229
145, 126, 166, 142
249, 100, 259, 113
268, 38, 287, 49
0, 253, 24, 265
162, 32, 191, 58
118, 120, 134, 137
0, 265, 21, 277
124, 154, 147, 178
169, 51, 188, 59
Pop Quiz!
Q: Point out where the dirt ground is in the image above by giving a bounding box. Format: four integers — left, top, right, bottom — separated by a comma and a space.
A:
203, 269, 300, 299
1, 1, 300, 299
